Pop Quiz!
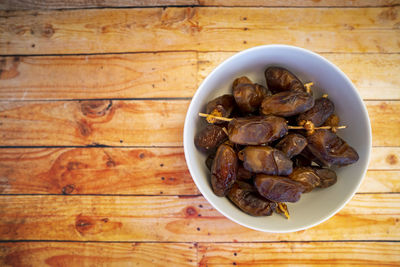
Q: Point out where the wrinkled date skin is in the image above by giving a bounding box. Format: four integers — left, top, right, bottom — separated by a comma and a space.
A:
232, 76, 252, 89
195, 124, 227, 153
260, 91, 314, 117
239, 146, 293, 176
211, 143, 238, 196
289, 167, 320, 193
313, 167, 337, 188
276, 133, 307, 158
233, 83, 271, 114
228, 182, 276, 216
307, 130, 359, 167
297, 97, 334, 127
228, 116, 288, 145
206, 94, 235, 123
265, 67, 305, 93
237, 164, 254, 180
254, 174, 305, 203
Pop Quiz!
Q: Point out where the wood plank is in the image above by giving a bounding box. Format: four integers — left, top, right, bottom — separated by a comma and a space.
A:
0, 100, 398, 147
0, 147, 398, 195
200, 0, 400, 7
1, 0, 398, 10
0, 100, 188, 146
368, 147, 400, 170
1, 52, 399, 100
0, 242, 397, 267
198, 53, 400, 100
0, 0, 198, 10
367, 101, 400, 147
197, 242, 400, 266
0, 53, 197, 100
360, 171, 400, 193
0, 194, 398, 241
0, 242, 196, 267
0, 7, 399, 55
0, 147, 196, 195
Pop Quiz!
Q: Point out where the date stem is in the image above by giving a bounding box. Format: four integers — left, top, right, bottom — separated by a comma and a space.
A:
198, 113, 346, 131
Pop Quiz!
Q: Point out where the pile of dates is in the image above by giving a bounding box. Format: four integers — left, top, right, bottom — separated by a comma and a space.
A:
194, 67, 359, 219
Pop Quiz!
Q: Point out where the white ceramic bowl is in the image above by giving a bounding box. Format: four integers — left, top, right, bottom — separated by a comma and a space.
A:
183, 45, 371, 233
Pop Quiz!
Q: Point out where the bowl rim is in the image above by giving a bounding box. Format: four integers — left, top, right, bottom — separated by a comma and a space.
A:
183, 44, 372, 233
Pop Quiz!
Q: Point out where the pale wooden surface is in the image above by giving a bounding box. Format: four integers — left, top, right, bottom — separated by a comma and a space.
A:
0, 1, 399, 266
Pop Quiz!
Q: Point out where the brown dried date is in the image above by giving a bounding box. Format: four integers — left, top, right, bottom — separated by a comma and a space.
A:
288, 167, 320, 193
260, 91, 314, 117
237, 164, 254, 180
194, 124, 227, 153
228, 116, 288, 145
232, 76, 252, 89
297, 97, 334, 127
292, 154, 312, 167
265, 67, 305, 93
307, 129, 359, 167
254, 174, 306, 203
275, 133, 307, 158
233, 83, 271, 113
211, 143, 238, 196
313, 167, 337, 188
238, 146, 293, 176
228, 182, 276, 216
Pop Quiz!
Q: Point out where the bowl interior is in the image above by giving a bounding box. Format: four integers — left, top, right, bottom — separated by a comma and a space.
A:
184, 45, 371, 232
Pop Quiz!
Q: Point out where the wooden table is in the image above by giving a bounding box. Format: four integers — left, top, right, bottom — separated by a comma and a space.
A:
0, 1, 399, 266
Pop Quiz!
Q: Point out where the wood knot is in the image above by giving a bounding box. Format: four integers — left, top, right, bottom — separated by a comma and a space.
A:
106, 160, 116, 167
75, 215, 94, 235
0, 57, 20, 80
386, 154, 398, 165
378, 7, 398, 21
31, 23, 55, 38
75, 214, 122, 236
62, 184, 75, 194
163, 176, 178, 185
67, 161, 88, 171
76, 120, 92, 137
80, 100, 113, 118
185, 206, 197, 217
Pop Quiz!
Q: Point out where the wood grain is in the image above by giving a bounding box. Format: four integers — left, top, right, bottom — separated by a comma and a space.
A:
0, 7, 399, 55
1, 52, 399, 100
0, 242, 196, 267
197, 242, 400, 266
0, 242, 397, 267
198, 52, 400, 100
368, 147, 400, 170
0, 194, 398, 241
200, 0, 400, 7
0, 100, 188, 146
367, 101, 400, 147
0, 147, 196, 195
0, 100, 398, 146
1, 0, 398, 10
0, 0, 198, 10
0, 53, 197, 100
0, 147, 398, 195
360, 171, 400, 193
